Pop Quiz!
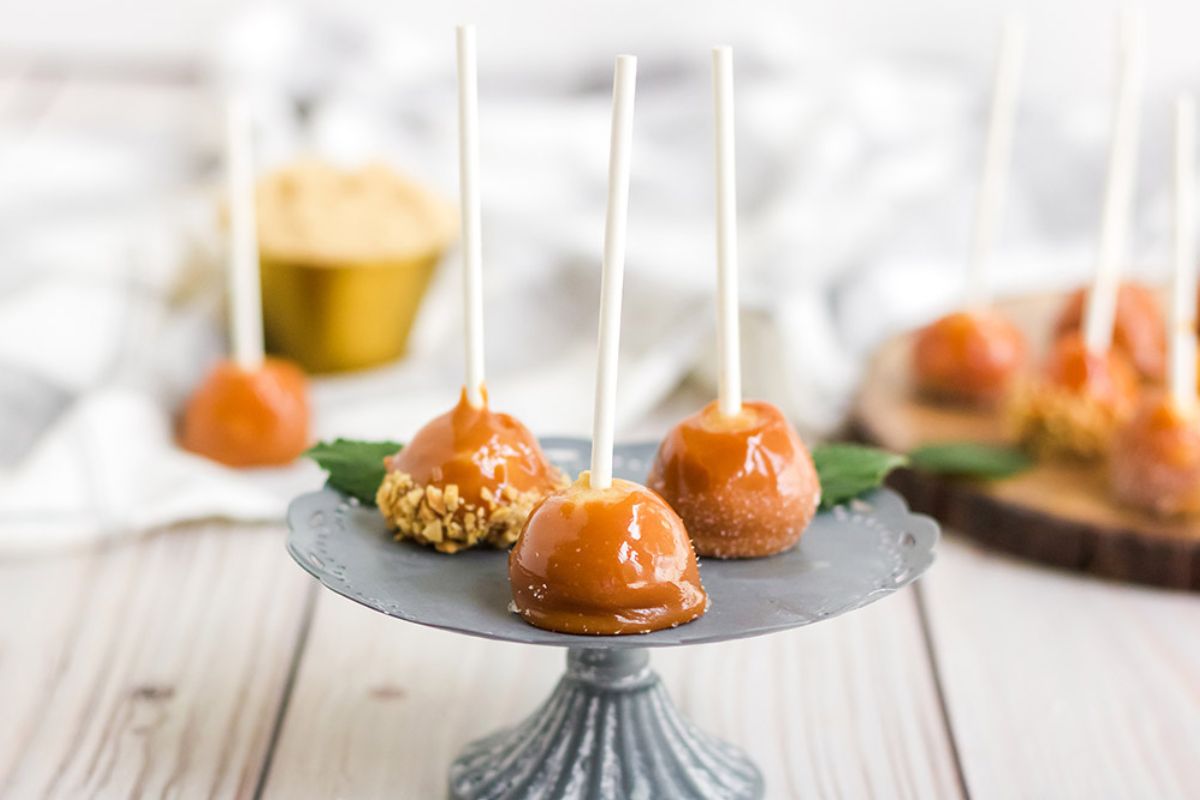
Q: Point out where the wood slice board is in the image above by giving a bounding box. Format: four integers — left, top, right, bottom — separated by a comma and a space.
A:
852, 292, 1200, 591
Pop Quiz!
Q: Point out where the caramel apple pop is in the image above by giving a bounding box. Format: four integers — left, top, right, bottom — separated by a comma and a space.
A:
646, 46, 820, 559
1052, 281, 1165, 382
376, 25, 565, 553
510, 57, 708, 635
913, 18, 1028, 405
1111, 95, 1200, 515
181, 96, 311, 467
1011, 12, 1144, 459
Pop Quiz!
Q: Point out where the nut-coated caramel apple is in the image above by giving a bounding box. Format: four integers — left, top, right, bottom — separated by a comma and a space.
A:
912, 310, 1028, 404
647, 400, 820, 559
1111, 394, 1200, 516
508, 473, 708, 635
376, 388, 567, 553
1009, 332, 1139, 459
180, 357, 310, 467
1054, 282, 1166, 382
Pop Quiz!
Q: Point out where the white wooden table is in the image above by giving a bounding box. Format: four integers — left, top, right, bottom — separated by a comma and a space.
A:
3, 523, 1199, 799
2, 67, 1200, 800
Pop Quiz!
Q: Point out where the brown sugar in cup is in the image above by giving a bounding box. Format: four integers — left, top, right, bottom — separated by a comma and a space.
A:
255, 160, 457, 373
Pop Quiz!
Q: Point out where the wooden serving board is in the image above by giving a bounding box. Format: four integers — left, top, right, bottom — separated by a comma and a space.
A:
852, 292, 1200, 591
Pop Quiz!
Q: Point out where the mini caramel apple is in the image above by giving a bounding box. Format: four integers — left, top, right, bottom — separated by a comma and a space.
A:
376, 30, 566, 554
181, 358, 310, 466
912, 310, 1028, 404
1054, 282, 1166, 382
1009, 332, 1139, 459
510, 56, 708, 635
645, 47, 819, 560
1112, 95, 1200, 516
647, 400, 820, 558
1014, 14, 1146, 460
181, 97, 312, 468
913, 23, 1028, 406
509, 473, 708, 635
1111, 394, 1200, 515
376, 388, 566, 553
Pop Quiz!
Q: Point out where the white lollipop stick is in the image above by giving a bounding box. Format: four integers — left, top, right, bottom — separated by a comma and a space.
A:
457, 24, 486, 407
589, 55, 637, 490
1083, 10, 1145, 354
965, 17, 1025, 310
226, 94, 264, 371
713, 45, 742, 416
1171, 94, 1197, 413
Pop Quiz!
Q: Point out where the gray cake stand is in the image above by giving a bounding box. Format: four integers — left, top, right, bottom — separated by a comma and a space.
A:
286, 438, 938, 800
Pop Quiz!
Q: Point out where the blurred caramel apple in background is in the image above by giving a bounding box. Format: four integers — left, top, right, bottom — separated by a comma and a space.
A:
255, 160, 457, 373
647, 400, 820, 559
180, 357, 311, 467
1111, 394, 1200, 516
1054, 282, 1166, 382
1009, 332, 1139, 459
509, 473, 708, 635
912, 309, 1028, 404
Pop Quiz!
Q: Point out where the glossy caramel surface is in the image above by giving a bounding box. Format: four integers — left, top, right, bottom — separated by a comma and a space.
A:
1112, 394, 1200, 515
509, 475, 707, 635
387, 387, 561, 506
1054, 282, 1166, 381
1043, 333, 1139, 409
180, 357, 311, 467
912, 310, 1027, 404
647, 400, 820, 558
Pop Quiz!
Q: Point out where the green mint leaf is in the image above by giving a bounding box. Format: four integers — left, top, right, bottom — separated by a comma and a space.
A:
908, 441, 1031, 480
304, 438, 403, 504
812, 443, 909, 510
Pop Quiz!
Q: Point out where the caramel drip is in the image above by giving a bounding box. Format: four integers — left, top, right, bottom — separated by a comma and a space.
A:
388, 387, 561, 507
509, 477, 707, 635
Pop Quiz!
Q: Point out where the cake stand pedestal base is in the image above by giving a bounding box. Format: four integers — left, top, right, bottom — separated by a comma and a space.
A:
448, 647, 764, 800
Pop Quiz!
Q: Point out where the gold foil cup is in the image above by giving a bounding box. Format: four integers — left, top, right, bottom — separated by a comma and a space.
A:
260, 249, 442, 374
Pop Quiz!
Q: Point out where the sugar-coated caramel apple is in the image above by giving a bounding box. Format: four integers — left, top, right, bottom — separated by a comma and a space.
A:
1009, 332, 1139, 459
1111, 394, 1200, 516
508, 473, 708, 635
1054, 282, 1166, 382
647, 400, 820, 559
180, 357, 311, 467
376, 388, 567, 553
912, 310, 1028, 404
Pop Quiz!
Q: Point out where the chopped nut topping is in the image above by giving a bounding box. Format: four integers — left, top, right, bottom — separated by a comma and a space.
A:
1007, 380, 1129, 460
376, 470, 568, 554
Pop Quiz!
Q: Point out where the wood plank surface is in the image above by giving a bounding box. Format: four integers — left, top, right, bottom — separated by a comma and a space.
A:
921, 536, 1200, 800
0, 525, 312, 798
260, 584, 962, 800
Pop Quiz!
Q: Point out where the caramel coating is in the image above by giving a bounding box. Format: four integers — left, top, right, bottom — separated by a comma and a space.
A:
378, 388, 567, 552
912, 310, 1028, 404
1008, 333, 1139, 460
388, 387, 563, 507
509, 475, 708, 635
180, 357, 310, 467
1054, 282, 1166, 382
1111, 394, 1200, 516
646, 400, 820, 559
